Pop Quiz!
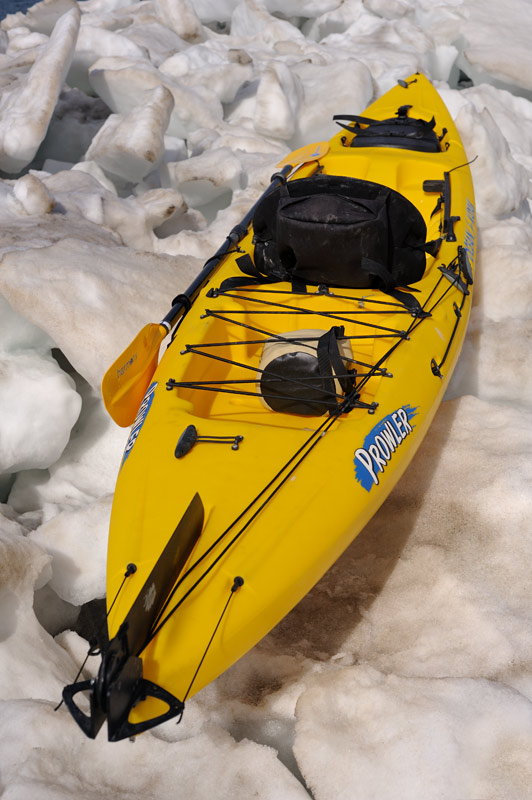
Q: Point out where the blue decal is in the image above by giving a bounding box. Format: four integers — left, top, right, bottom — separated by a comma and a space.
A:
121, 382, 158, 467
354, 405, 418, 491
463, 198, 476, 267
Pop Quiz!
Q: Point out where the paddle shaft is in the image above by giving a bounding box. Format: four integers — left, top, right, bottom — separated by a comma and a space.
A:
160, 164, 293, 333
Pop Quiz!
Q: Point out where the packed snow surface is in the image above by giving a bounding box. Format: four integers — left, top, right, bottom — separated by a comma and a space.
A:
1, 0, 532, 798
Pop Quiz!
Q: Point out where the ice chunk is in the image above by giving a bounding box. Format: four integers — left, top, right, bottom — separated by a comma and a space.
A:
189, 0, 236, 24
0, 508, 75, 701
72, 160, 118, 193
12, 173, 54, 214
455, 105, 529, 219
89, 56, 223, 138
31, 495, 111, 605
292, 58, 373, 145
31, 168, 187, 250
455, 0, 532, 97
68, 23, 148, 94
1, 0, 77, 36
0, 296, 81, 475
34, 87, 111, 170
254, 61, 302, 140
166, 147, 242, 208
84, 86, 174, 183
0, 7, 80, 173
456, 83, 532, 180
33, 582, 79, 636
153, 0, 204, 43
160, 54, 253, 104
473, 220, 532, 324
0, 230, 202, 389
231, 0, 305, 44
119, 20, 189, 67
5, 27, 49, 53
303, 0, 366, 41
9, 380, 126, 513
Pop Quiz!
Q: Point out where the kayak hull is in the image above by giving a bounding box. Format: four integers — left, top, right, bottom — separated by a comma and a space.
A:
105, 74, 476, 725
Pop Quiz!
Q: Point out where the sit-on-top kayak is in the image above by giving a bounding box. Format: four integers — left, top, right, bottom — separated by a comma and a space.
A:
64, 74, 476, 740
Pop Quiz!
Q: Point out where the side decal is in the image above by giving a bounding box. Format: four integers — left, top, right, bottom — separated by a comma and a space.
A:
464, 198, 476, 266
121, 382, 158, 467
354, 405, 418, 491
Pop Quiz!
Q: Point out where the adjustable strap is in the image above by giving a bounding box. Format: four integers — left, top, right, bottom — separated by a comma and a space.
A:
219, 252, 428, 316
361, 257, 428, 317
236, 253, 263, 279
218, 254, 275, 293
218, 253, 306, 294
317, 326, 356, 412
333, 113, 378, 127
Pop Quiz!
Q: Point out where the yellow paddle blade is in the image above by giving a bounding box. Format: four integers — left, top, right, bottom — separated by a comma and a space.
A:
275, 141, 329, 169
102, 323, 167, 427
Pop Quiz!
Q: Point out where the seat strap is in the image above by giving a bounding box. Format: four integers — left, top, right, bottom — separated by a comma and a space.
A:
361, 257, 428, 317
333, 113, 378, 127
317, 326, 357, 412
218, 254, 305, 294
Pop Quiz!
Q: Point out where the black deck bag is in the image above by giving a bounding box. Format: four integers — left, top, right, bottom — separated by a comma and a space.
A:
257, 326, 356, 416
252, 174, 429, 291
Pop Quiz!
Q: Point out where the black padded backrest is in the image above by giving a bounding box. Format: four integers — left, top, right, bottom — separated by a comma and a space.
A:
253, 174, 428, 289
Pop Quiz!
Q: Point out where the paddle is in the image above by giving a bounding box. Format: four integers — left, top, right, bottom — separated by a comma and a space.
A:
275, 141, 329, 169
102, 143, 329, 427
102, 322, 170, 427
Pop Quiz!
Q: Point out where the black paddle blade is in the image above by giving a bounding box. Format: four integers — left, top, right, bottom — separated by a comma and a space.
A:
62, 493, 204, 740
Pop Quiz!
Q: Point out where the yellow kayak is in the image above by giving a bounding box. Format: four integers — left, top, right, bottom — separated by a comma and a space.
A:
63, 74, 476, 740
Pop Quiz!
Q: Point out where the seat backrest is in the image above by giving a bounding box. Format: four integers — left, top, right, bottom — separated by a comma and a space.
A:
252, 174, 428, 290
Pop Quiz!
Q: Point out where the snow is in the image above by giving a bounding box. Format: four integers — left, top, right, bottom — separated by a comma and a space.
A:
0, 0, 532, 797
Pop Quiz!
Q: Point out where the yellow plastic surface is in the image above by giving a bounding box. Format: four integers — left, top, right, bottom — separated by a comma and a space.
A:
106, 75, 476, 723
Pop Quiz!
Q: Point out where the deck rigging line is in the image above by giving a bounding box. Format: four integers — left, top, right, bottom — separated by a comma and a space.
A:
175, 344, 349, 403
172, 289, 404, 405
204, 291, 409, 335
211, 285, 410, 309
144, 264, 468, 649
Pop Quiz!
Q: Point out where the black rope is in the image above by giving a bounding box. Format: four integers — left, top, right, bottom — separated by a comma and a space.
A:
202, 311, 404, 341
54, 638, 100, 712
54, 563, 137, 712
183, 577, 244, 702
205, 292, 407, 336
107, 563, 137, 617
207, 307, 407, 317
180, 337, 389, 376
180, 345, 346, 401
434, 296, 467, 372
214, 286, 408, 309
